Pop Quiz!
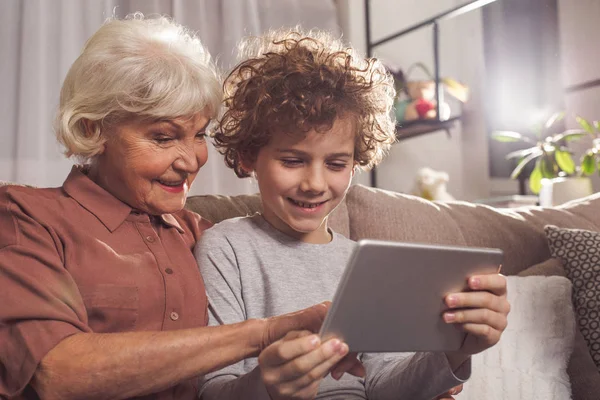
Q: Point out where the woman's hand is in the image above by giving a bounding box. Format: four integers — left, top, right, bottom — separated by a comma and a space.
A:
443, 273, 510, 368
261, 302, 330, 350
258, 330, 352, 400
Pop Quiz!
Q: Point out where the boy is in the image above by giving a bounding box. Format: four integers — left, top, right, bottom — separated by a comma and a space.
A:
195, 28, 509, 400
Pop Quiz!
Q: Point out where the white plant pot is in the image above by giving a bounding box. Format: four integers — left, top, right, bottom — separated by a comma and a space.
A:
538, 176, 593, 207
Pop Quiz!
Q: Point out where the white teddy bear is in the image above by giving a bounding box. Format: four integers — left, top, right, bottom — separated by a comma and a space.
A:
411, 167, 455, 201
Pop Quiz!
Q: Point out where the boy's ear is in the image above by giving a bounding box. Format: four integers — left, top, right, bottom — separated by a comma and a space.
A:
351, 162, 359, 177
238, 153, 255, 176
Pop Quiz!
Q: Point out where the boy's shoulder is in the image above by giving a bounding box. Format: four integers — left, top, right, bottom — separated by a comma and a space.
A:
198, 214, 264, 244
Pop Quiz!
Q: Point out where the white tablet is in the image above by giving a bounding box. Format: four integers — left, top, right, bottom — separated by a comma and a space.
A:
319, 239, 503, 352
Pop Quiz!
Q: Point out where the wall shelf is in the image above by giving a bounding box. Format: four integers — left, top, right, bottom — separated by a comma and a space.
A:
396, 116, 460, 141
365, 0, 499, 187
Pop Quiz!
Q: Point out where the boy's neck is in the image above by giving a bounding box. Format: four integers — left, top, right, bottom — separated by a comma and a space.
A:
258, 213, 333, 244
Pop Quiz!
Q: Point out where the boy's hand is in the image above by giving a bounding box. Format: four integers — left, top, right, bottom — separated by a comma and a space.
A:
258, 330, 356, 400
435, 384, 463, 399
443, 273, 510, 367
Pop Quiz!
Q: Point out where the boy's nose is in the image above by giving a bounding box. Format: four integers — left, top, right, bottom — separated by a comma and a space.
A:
300, 168, 327, 194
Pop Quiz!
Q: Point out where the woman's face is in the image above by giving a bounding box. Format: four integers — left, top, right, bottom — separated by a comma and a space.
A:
89, 112, 211, 215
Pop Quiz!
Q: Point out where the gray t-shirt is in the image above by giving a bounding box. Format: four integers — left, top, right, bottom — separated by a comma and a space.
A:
195, 214, 468, 400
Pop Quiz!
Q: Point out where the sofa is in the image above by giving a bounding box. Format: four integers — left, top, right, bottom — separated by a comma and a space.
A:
185, 184, 600, 400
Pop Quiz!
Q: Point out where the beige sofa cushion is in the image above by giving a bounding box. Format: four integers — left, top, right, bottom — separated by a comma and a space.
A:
516, 257, 567, 277
517, 258, 600, 400
460, 276, 575, 400
345, 185, 600, 276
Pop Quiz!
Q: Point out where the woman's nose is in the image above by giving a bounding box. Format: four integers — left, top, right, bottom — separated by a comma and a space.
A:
173, 144, 200, 173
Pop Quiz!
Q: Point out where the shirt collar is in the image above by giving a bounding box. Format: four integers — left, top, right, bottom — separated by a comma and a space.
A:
159, 214, 184, 233
63, 166, 184, 233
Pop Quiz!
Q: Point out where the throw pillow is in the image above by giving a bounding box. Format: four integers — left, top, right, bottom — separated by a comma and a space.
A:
460, 276, 575, 400
545, 225, 600, 371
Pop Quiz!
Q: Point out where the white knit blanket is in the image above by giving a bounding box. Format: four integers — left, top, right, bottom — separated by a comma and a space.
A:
459, 276, 575, 400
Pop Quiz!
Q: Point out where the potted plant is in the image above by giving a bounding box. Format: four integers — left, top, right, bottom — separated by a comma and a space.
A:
492, 112, 593, 205
575, 115, 600, 176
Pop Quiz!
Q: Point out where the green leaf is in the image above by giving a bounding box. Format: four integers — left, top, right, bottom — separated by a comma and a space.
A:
553, 129, 587, 142
505, 147, 542, 160
529, 162, 543, 194
492, 131, 532, 143
554, 150, 576, 174
544, 111, 565, 130
540, 156, 556, 178
510, 150, 540, 180
576, 115, 594, 134
594, 120, 600, 132
581, 153, 596, 175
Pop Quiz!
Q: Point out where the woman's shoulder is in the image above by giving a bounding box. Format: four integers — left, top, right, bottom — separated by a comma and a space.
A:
0, 184, 67, 213
0, 185, 72, 248
171, 208, 214, 239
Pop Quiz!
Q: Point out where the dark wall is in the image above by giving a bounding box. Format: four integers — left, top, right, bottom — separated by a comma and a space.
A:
483, 0, 562, 179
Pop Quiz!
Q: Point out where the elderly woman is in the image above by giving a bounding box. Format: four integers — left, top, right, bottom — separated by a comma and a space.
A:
0, 14, 346, 400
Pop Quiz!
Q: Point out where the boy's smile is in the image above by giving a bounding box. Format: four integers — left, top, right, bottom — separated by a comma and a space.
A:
250, 117, 356, 244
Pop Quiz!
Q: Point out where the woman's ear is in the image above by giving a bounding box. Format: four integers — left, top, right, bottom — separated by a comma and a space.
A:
82, 119, 106, 154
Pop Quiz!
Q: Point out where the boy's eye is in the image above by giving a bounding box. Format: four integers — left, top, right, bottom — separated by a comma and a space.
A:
281, 158, 303, 167
328, 161, 348, 171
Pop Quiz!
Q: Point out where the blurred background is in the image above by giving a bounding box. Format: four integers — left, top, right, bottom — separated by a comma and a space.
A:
1, 0, 598, 202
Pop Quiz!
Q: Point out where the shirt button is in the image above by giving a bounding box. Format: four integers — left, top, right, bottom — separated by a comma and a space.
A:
145, 235, 155, 243
165, 268, 174, 274
170, 311, 179, 321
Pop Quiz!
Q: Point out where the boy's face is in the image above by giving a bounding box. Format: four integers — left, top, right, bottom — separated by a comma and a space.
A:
250, 117, 356, 244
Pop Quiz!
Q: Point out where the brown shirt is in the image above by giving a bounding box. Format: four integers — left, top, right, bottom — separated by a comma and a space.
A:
0, 167, 213, 399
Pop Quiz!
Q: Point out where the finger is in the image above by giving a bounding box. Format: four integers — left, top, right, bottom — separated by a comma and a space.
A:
435, 383, 463, 399
330, 353, 365, 379
457, 323, 502, 345
281, 330, 314, 342
278, 379, 321, 400
451, 384, 464, 395
259, 332, 321, 369
467, 273, 507, 295
262, 302, 330, 350
274, 338, 349, 382
443, 308, 508, 331
281, 340, 350, 388
445, 290, 509, 314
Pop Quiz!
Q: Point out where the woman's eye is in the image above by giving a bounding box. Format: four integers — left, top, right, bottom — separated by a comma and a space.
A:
154, 135, 173, 144
195, 132, 207, 140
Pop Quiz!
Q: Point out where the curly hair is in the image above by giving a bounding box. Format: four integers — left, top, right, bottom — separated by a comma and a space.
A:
212, 28, 396, 178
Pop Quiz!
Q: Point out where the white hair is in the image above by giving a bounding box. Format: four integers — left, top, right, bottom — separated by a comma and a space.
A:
55, 13, 222, 162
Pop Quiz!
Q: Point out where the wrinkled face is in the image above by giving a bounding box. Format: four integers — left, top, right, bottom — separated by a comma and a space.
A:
89, 112, 211, 215
249, 117, 356, 244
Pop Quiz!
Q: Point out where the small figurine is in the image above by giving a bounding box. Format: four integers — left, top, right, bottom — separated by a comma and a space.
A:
411, 167, 455, 201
